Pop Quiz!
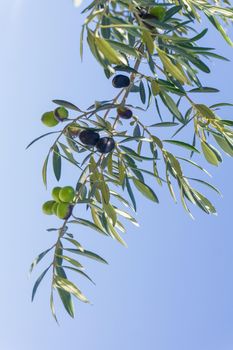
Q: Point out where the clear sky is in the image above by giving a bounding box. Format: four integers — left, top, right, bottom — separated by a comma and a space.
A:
1, 1, 233, 349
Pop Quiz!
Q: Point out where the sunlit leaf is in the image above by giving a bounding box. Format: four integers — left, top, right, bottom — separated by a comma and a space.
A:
201, 141, 220, 166
132, 178, 159, 203
163, 140, 200, 153
57, 288, 75, 318
54, 276, 89, 303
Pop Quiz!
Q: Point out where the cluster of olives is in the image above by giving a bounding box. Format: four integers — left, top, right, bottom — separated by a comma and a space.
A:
41, 107, 69, 127
42, 186, 75, 220
79, 130, 115, 154
41, 75, 134, 154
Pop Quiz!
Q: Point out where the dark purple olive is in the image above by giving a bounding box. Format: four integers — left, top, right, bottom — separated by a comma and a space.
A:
96, 137, 115, 154
79, 130, 100, 146
112, 75, 130, 88
117, 107, 133, 120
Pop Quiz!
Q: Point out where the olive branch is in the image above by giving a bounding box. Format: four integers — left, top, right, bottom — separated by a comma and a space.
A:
28, 0, 233, 321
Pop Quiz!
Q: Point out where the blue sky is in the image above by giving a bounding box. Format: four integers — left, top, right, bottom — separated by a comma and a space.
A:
1, 1, 233, 349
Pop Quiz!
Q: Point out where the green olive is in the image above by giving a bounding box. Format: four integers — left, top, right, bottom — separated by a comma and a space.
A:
59, 186, 75, 203
42, 200, 56, 215
41, 111, 59, 127
56, 203, 73, 220
52, 187, 62, 202
54, 107, 69, 121
52, 202, 59, 215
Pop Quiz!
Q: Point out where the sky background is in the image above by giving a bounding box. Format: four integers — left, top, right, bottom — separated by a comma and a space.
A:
1, 1, 233, 349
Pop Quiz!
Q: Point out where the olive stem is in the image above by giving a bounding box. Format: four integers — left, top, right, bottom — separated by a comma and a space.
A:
103, 89, 125, 120
112, 43, 145, 130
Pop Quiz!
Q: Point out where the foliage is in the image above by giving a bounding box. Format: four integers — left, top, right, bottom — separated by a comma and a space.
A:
28, 0, 233, 320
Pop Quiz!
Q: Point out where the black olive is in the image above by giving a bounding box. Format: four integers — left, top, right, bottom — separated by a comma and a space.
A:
79, 130, 100, 146
96, 137, 115, 154
117, 107, 133, 120
112, 75, 130, 88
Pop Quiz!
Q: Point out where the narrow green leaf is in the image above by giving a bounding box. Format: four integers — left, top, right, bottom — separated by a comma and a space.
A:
166, 165, 177, 202
53, 145, 62, 181
186, 177, 221, 196
125, 176, 137, 211
103, 202, 117, 226
201, 141, 219, 166
192, 189, 217, 214
26, 131, 60, 149
163, 140, 200, 153
53, 99, 82, 112
80, 25, 85, 60
105, 39, 140, 58
50, 292, 59, 323
65, 249, 108, 264
180, 186, 194, 219
150, 122, 178, 128
142, 30, 154, 54
221, 120, 233, 127
63, 238, 84, 252
157, 48, 188, 84
56, 255, 83, 269
95, 36, 127, 65
160, 92, 183, 122
99, 181, 110, 204
177, 157, 211, 177
210, 103, 233, 109
57, 288, 75, 318
42, 154, 49, 188
63, 266, 95, 284
114, 208, 139, 226
105, 216, 127, 247
30, 246, 53, 273
207, 15, 233, 46
151, 80, 161, 96
189, 87, 219, 93
54, 276, 89, 303
132, 178, 159, 203
32, 265, 51, 301
213, 134, 233, 156
164, 5, 182, 21
70, 218, 107, 235
166, 152, 183, 177
139, 81, 146, 104
58, 142, 78, 165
